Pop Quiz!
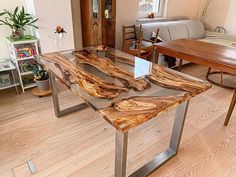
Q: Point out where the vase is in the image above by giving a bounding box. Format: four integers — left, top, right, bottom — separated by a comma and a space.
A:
54, 33, 65, 51
11, 27, 24, 40
36, 79, 50, 92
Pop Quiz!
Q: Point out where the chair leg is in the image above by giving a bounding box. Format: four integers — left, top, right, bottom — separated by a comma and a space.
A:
178, 59, 183, 72
206, 68, 212, 78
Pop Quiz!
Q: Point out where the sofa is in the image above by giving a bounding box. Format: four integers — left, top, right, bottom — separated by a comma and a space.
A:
140, 19, 236, 67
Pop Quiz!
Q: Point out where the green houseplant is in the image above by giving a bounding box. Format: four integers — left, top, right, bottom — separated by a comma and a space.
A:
28, 61, 50, 92
0, 6, 38, 40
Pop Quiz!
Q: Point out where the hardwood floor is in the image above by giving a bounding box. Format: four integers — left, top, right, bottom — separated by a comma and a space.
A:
0, 64, 235, 177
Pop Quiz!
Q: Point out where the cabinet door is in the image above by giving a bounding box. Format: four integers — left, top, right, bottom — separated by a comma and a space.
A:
92, 0, 102, 46
102, 0, 116, 47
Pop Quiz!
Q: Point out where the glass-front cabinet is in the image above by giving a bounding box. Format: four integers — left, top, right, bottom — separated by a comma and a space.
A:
78, 0, 116, 47
92, 0, 99, 19
104, 0, 112, 19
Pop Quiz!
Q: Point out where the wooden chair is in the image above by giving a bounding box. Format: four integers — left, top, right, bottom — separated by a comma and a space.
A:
122, 25, 155, 61
122, 25, 137, 51
142, 28, 160, 63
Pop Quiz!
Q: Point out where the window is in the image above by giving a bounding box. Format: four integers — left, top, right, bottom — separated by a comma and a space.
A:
139, 0, 165, 18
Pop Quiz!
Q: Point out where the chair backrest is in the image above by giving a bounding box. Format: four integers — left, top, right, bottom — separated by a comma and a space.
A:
122, 25, 137, 40
122, 25, 137, 51
122, 25, 144, 56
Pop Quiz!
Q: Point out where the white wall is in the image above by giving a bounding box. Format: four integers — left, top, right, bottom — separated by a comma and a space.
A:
0, 0, 27, 60
116, 0, 139, 49
166, 0, 201, 19
199, 0, 231, 30
224, 0, 236, 35
32, 0, 75, 53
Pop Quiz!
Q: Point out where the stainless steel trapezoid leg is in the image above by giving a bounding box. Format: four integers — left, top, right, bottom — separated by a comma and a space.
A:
115, 131, 129, 177
129, 101, 189, 177
49, 72, 88, 118
169, 101, 189, 152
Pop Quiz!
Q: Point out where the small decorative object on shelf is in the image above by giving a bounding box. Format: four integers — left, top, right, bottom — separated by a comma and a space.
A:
0, 59, 19, 94
148, 12, 155, 18
17, 47, 35, 59
6, 36, 39, 93
0, 6, 38, 40
0, 73, 11, 87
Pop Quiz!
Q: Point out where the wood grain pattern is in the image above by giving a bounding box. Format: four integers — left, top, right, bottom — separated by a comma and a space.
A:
155, 39, 236, 126
149, 64, 212, 96
100, 95, 191, 132
156, 39, 236, 75
74, 50, 150, 91
41, 53, 128, 99
39, 47, 211, 132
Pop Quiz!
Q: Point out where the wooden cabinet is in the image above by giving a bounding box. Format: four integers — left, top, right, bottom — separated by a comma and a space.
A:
72, 0, 116, 47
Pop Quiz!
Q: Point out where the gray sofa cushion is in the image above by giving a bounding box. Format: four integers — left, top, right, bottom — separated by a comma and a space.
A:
181, 20, 205, 39
166, 22, 189, 40
142, 23, 171, 41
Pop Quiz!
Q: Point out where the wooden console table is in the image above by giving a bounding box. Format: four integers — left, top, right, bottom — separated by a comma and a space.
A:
156, 39, 236, 126
38, 47, 210, 177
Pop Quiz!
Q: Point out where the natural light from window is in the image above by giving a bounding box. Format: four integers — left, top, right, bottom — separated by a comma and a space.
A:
139, 0, 164, 18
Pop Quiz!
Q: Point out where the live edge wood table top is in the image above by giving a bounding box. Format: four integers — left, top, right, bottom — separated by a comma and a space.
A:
156, 39, 236, 75
39, 46, 211, 132
38, 46, 211, 177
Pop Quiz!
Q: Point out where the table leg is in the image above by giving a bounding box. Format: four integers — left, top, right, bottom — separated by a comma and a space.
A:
154, 48, 159, 64
50, 73, 88, 118
114, 101, 189, 177
224, 90, 236, 126
115, 131, 129, 177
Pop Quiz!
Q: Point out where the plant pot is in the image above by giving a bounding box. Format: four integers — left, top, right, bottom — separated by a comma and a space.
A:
36, 79, 50, 92
11, 27, 24, 40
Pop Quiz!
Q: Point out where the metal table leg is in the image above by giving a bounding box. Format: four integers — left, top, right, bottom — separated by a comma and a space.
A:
114, 101, 189, 177
50, 73, 88, 118
224, 90, 236, 126
115, 131, 129, 177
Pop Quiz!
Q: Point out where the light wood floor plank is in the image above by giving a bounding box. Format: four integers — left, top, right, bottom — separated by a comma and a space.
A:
0, 64, 236, 177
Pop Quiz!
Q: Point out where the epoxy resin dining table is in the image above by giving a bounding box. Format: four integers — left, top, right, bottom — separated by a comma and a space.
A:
38, 46, 211, 177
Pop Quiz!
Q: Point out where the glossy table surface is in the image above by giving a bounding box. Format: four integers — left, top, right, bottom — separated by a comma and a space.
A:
39, 46, 211, 132
156, 39, 236, 75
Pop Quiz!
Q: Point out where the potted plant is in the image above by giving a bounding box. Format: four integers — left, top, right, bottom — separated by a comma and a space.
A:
28, 61, 50, 92
0, 6, 38, 40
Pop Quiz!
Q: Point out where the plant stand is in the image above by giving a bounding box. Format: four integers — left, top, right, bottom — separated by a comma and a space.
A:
32, 87, 52, 97
6, 36, 39, 93
0, 59, 19, 94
